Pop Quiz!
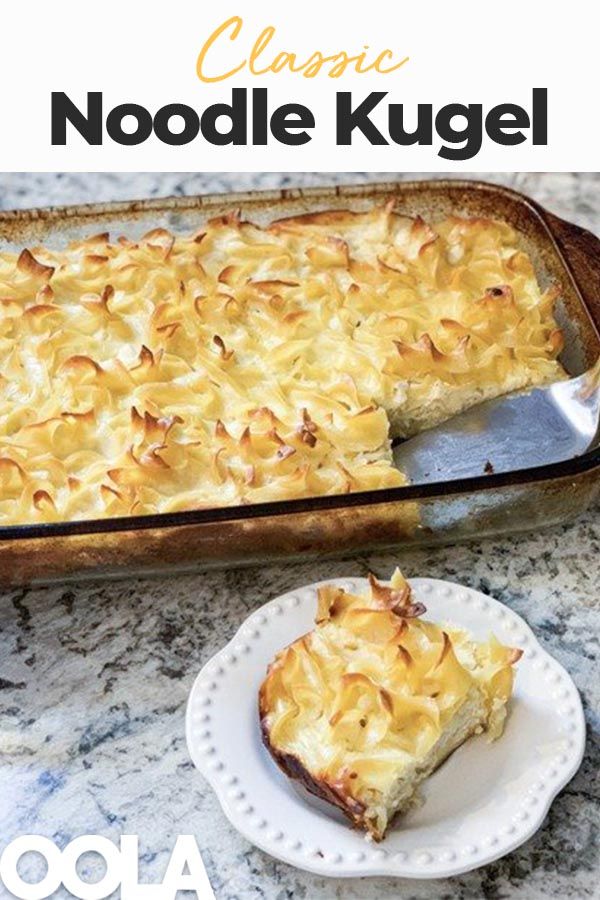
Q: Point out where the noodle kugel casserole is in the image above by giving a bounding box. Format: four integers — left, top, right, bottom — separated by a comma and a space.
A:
259, 569, 523, 840
0, 202, 564, 525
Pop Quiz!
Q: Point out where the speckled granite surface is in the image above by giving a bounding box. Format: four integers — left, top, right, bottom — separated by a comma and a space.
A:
0, 173, 598, 900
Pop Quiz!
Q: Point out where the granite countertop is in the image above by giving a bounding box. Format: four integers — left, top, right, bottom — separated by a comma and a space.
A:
0, 172, 598, 900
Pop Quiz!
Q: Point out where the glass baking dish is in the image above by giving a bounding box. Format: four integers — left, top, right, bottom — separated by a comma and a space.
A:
0, 179, 599, 586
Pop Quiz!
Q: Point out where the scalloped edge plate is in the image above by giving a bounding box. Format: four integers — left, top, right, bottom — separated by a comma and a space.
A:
186, 577, 585, 878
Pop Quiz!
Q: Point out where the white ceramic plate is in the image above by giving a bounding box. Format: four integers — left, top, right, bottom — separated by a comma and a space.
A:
186, 578, 585, 878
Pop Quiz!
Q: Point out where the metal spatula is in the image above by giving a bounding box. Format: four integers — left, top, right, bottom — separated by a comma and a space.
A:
392, 360, 600, 485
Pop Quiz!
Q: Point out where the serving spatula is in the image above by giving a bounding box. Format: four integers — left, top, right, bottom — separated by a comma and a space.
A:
392, 360, 600, 485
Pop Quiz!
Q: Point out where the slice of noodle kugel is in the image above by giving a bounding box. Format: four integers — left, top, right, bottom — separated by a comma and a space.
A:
259, 569, 522, 841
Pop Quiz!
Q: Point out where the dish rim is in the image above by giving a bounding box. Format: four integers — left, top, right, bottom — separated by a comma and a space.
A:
1, 177, 599, 542
185, 575, 586, 879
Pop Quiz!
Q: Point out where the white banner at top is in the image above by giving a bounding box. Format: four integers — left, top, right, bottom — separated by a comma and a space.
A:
0, 0, 597, 171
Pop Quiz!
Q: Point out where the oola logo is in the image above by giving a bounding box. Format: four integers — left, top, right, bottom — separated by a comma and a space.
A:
0, 834, 215, 900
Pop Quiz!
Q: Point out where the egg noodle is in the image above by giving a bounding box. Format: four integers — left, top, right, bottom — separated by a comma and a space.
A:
260, 568, 522, 839
0, 203, 563, 525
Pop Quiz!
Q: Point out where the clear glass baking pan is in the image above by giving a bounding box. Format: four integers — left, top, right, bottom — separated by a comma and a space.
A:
0, 179, 599, 586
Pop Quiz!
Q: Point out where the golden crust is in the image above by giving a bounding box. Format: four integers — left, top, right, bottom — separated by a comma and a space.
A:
0, 204, 563, 525
258, 709, 369, 832
260, 569, 523, 840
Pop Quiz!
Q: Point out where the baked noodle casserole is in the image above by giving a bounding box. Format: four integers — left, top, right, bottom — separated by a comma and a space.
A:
259, 569, 522, 840
0, 203, 564, 525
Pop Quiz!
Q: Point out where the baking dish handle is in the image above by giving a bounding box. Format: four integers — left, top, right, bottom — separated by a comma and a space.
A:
543, 211, 600, 325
